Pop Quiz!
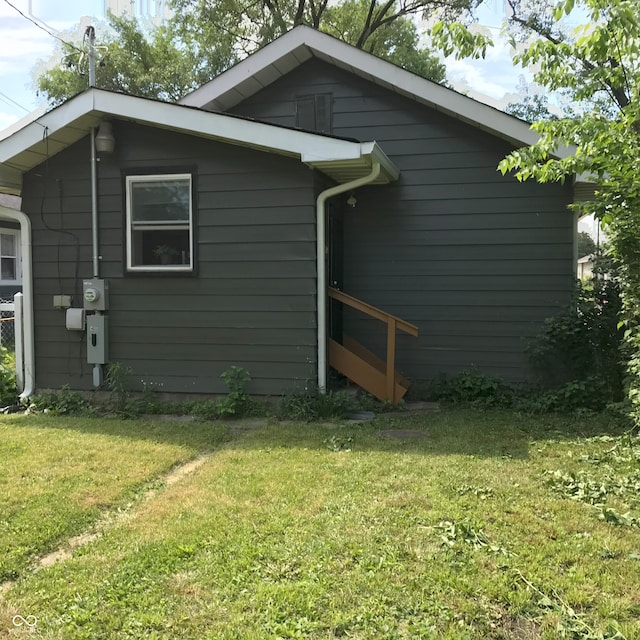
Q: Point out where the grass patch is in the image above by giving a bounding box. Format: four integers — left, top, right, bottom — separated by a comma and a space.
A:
1, 409, 639, 638
0, 414, 229, 583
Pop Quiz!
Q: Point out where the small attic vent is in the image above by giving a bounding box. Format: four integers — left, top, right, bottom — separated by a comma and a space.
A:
296, 94, 333, 134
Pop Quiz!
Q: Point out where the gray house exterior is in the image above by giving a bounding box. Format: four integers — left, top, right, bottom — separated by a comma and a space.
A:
0, 27, 576, 398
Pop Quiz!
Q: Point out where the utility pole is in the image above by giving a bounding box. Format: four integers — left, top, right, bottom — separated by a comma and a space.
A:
86, 25, 96, 88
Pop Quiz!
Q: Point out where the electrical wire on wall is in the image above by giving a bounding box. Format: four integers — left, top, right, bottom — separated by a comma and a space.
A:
37, 127, 84, 379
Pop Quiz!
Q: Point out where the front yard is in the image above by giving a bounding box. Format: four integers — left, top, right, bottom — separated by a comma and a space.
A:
1, 409, 639, 639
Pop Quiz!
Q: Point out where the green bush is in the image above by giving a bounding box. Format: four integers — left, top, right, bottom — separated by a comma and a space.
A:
526, 276, 624, 410
27, 386, 91, 416
278, 388, 354, 421
425, 370, 514, 409
0, 346, 17, 406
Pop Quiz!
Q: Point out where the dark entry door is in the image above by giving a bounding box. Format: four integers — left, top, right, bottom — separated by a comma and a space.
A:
328, 202, 344, 342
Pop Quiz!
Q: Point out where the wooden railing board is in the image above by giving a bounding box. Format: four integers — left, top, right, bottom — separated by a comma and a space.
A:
329, 339, 407, 403
327, 287, 418, 404
328, 288, 418, 337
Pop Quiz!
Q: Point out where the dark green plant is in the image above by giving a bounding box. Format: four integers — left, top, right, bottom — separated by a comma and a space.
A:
27, 386, 91, 415
0, 346, 17, 406
526, 276, 624, 409
515, 377, 617, 415
106, 362, 133, 414
278, 388, 354, 421
426, 370, 514, 409
216, 365, 252, 416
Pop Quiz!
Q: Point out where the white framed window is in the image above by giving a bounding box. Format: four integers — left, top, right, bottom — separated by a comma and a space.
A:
0, 230, 20, 285
125, 173, 194, 272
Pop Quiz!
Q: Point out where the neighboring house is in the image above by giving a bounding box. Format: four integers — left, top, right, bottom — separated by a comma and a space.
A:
0, 194, 22, 299
0, 26, 578, 400
577, 255, 595, 281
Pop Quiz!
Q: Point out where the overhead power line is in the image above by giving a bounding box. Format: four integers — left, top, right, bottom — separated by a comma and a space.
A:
2, 0, 83, 52
0, 89, 30, 113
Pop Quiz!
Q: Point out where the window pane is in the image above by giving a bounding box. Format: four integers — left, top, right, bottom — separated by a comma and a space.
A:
1, 257, 16, 280
131, 228, 191, 267
131, 179, 190, 223
1, 234, 15, 256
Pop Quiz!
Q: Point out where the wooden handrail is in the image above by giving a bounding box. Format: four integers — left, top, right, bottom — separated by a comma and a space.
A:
328, 288, 418, 336
328, 287, 418, 402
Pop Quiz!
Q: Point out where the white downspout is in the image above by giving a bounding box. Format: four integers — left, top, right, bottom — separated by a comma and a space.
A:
315, 159, 381, 393
0, 205, 34, 398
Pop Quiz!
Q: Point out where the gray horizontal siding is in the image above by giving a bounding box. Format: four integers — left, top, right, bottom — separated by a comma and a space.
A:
234, 58, 574, 382
23, 121, 318, 394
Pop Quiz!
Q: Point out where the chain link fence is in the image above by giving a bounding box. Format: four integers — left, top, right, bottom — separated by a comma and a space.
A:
0, 299, 15, 351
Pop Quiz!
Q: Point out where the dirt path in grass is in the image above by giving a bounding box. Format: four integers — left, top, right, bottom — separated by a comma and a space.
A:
0, 453, 213, 593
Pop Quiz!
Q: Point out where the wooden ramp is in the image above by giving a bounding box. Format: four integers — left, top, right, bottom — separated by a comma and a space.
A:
328, 288, 418, 404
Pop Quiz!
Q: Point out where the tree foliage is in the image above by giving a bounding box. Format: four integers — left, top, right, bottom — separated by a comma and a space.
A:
37, 0, 479, 104
577, 231, 597, 258
504, 76, 559, 122
435, 0, 640, 419
37, 12, 239, 104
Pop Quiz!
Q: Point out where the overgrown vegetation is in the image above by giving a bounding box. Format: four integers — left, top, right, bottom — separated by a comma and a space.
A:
23, 272, 628, 422
525, 275, 624, 411
278, 388, 355, 421
25, 366, 376, 421
431, 0, 640, 427
415, 269, 626, 416
26, 365, 269, 420
0, 346, 17, 406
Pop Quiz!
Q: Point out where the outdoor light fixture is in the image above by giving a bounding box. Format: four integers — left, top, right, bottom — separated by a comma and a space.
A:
347, 192, 357, 208
95, 121, 115, 154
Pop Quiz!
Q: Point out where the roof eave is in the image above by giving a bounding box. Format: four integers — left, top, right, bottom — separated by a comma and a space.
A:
179, 26, 545, 151
0, 89, 400, 194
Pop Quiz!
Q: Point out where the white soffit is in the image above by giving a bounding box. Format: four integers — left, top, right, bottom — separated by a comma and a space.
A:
0, 89, 399, 194
180, 26, 546, 151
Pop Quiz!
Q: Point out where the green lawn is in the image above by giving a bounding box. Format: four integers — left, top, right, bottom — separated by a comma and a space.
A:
1, 409, 639, 639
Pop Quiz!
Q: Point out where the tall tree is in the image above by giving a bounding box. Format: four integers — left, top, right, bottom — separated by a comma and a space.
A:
168, 0, 476, 54
504, 76, 559, 121
37, 0, 475, 104
37, 12, 239, 105
435, 0, 640, 419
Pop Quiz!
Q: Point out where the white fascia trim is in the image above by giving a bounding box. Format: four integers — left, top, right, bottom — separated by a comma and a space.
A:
178, 28, 531, 144
0, 92, 101, 169
93, 90, 375, 163
0, 105, 47, 142
179, 28, 314, 108
180, 26, 574, 157
0, 89, 387, 177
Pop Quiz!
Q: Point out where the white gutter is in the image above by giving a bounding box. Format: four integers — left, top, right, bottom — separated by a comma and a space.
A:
316, 159, 381, 393
0, 205, 34, 398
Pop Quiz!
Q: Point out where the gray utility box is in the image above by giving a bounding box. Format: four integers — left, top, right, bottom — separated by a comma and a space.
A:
82, 278, 109, 311
87, 313, 108, 364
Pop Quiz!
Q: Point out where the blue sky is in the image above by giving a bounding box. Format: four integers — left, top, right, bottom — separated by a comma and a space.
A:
0, 0, 526, 132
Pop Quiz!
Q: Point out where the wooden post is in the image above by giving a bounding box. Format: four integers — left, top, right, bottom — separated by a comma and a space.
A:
386, 318, 396, 402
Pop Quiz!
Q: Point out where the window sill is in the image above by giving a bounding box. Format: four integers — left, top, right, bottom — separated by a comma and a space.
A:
127, 266, 194, 274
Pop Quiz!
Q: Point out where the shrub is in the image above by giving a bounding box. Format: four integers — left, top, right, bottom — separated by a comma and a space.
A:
278, 388, 354, 421
526, 276, 624, 409
27, 386, 91, 415
426, 370, 514, 409
0, 346, 17, 406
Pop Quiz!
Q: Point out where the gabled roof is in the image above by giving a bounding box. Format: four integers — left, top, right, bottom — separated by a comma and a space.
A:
0, 89, 398, 196
180, 25, 543, 150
